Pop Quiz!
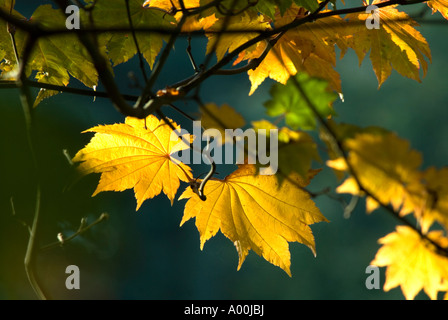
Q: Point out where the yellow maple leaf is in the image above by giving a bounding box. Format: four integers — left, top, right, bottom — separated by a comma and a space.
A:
206, 11, 271, 62
252, 119, 320, 179
404, 167, 448, 233
235, 7, 345, 95
200, 103, 246, 145
427, 0, 448, 20
72, 115, 192, 209
143, 0, 217, 31
327, 132, 422, 214
371, 226, 448, 300
345, 1, 431, 87
179, 165, 328, 276
239, 37, 300, 95
420, 167, 448, 231
143, 0, 175, 12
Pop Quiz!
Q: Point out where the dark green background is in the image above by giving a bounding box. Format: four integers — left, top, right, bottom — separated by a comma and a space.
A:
1, 2, 447, 299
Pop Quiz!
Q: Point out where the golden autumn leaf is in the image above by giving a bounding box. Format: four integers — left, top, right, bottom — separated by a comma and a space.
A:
428, 0, 448, 20
143, 0, 217, 32
252, 119, 320, 180
238, 38, 340, 96
234, 6, 345, 95
371, 226, 448, 300
143, 0, 199, 13
345, 1, 431, 87
200, 103, 246, 145
206, 11, 271, 62
420, 167, 448, 231
238, 37, 301, 95
404, 166, 448, 234
90, 0, 176, 70
179, 165, 328, 276
72, 115, 192, 209
327, 132, 422, 214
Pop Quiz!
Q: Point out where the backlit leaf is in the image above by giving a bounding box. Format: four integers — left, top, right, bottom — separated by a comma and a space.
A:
328, 131, 423, 214
427, 0, 448, 20
206, 11, 271, 62
371, 226, 448, 300
252, 119, 320, 180
405, 166, 448, 233
345, 1, 431, 87
200, 103, 246, 144
90, 0, 175, 68
0, 0, 26, 79
144, 0, 217, 32
293, 0, 319, 12
264, 73, 337, 130
179, 165, 328, 276
235, 6, 346, 94
0, 4, 98, 105
73, 115, 193, 209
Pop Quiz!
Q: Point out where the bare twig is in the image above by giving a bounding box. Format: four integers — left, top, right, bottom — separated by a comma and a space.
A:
136, 12, 188, 111
125, 0, 148, 82
24, 185, 49, 300
0, 79, 139, 101
6, 1, 50, 297
41, 213, 109, 251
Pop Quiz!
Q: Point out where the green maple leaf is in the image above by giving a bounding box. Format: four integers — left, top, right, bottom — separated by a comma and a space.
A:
29, 5, 98, 106
0, 0, 26, 75
293, 0, 319, 12
255, 0, 318, 18
0, 3, 98, 106
88, 0, 175, 68
264, 73, 337, 130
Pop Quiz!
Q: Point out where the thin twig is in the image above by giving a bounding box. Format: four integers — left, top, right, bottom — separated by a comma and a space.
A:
0, 79, 139, 101
186, 36, 199, 72
9, 6, 49, 297
24, 185, 49, 300
125, 0, 148, 82
10, 196, 31, 233
136, 9, 189, 110
41, 213, 109, 251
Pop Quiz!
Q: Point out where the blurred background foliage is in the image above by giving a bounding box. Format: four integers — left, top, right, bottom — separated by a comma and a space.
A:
0, 2, 447, 299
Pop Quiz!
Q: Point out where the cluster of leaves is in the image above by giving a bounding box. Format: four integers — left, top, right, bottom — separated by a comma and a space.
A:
1, 0, 448, 299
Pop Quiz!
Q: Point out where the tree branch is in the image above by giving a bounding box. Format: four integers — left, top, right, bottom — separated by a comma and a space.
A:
12, 27, 49, 299
0, 0, 441, 118
24, 185, 49, 300
0, 79, 139, 101
288, 75, 448, 259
